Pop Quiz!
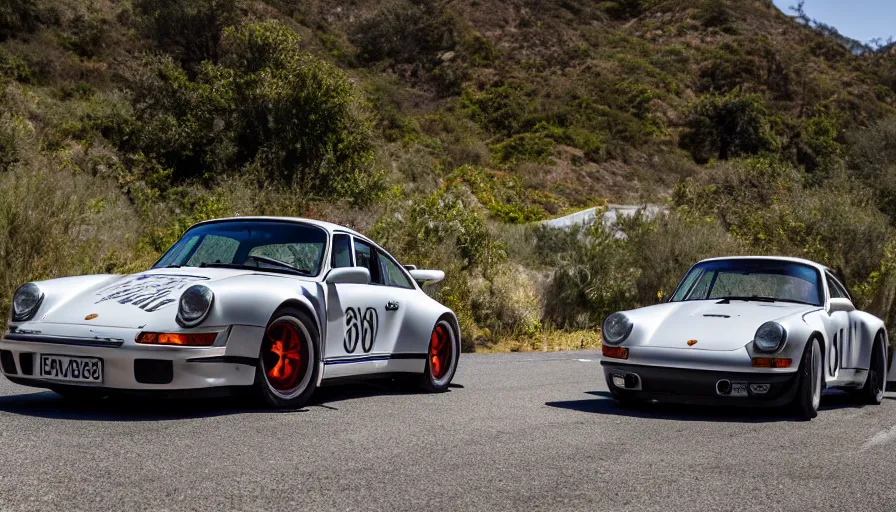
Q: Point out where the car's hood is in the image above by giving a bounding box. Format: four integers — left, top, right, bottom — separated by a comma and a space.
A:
633, 300, 819, 351
37, 267, 259, 329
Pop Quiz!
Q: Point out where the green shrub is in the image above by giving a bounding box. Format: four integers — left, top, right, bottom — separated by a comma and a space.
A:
675, 157, 892, 287
697, 1, 736, 33
600, 0, 645, 20
848, 119, 896, 220
0, 111, 32, 173
680, 91, 778, 163
133, 0, 240, 68
351, 0, 458, 69
491, 132, 555, 165
0, 0, 39, 40
446, 165, 547, 223
126, 22, 382, 203
791, 108, 843, 175
540, 219, 640, 329
0, 47, 31, 82
538, 208, 746, 329
461, 84, 534, 138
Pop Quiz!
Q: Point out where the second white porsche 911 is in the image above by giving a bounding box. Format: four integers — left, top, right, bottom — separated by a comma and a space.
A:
601, 256, 893, 420
0, 217, 461, 408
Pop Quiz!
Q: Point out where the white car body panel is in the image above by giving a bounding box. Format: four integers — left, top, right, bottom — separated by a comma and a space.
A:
1, 217, 459, 392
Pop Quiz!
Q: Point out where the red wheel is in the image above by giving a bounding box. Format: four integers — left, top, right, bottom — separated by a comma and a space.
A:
429, 323, 452, 381
255, 308, 319, 408
262, 320, 307, 392
419, 319, 458, 392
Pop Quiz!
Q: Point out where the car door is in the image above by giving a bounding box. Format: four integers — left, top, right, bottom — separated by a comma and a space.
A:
323, 235, 392, 360
371, 247, 422, 354
825, 273, 854, 375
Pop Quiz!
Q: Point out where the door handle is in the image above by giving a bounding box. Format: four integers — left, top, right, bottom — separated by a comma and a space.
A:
385, 301, 399, 311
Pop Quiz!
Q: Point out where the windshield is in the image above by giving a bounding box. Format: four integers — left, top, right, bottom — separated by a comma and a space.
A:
154, 221, 328, 276
670, 259, 823, 306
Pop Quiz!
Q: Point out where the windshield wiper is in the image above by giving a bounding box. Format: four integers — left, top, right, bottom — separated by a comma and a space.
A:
202, 262, 313, 277
716, 296, 777, 304
243, 254, 311, 274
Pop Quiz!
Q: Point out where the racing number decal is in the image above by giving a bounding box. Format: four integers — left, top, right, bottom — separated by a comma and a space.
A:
343, 307, 379, 353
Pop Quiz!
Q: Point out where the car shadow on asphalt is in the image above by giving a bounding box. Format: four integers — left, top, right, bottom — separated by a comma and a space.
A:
0, 378, 457, 421
545, 390, 868, 423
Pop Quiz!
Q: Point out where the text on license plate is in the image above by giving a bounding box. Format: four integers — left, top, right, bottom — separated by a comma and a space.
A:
39, 355, 103, 383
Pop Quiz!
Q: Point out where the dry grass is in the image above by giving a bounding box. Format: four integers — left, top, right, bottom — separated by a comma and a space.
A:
475, 329, 602, 353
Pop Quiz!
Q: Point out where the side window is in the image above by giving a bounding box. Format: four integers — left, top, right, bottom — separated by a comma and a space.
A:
378, 250, 414, 289
827, 274, 849, 300
353, 239, 382, 284
331, 234, 353, 268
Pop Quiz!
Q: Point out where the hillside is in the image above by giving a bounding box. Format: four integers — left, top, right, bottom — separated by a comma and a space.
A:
3, 0, 896, 350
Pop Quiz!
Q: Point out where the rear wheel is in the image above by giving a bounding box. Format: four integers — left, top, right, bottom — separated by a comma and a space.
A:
790, 337, 822, 420
419, 319, 459, 392
859, 336, 886, 405
254, 308, 319, 409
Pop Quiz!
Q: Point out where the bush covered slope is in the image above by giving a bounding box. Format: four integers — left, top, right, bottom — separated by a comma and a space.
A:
3, 0, 896, 350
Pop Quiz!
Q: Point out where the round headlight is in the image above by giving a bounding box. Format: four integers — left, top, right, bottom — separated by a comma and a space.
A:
602, 312, 633, 345
11, 283, 43, 322
176, 285, 214, 327
754, 321, 786, 353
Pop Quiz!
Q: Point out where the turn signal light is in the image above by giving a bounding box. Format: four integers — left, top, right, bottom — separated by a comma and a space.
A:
136, 332, 218, 347
751, 357, 792, 368
602, 345, 629, 360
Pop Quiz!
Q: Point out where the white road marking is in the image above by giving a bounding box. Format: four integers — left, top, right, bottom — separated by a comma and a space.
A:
860, 425, 896, 451
576, 359, 593, 362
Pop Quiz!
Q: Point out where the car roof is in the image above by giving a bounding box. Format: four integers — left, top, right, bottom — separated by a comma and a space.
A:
696, 255, 831, 273
189, 216, 367, 239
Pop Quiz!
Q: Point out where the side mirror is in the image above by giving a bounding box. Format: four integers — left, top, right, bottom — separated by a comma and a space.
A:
828, 297, 855, 314
326, 267, 370, 285
409, 269, 445, 286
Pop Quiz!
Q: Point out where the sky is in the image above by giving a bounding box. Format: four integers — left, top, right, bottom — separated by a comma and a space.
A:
771, 0, 896, 44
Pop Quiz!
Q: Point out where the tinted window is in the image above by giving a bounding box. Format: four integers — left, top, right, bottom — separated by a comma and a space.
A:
827, 274, 850, 300
331, 234, 353, 268
378, 251, 414, 289
353, 239, 382, 284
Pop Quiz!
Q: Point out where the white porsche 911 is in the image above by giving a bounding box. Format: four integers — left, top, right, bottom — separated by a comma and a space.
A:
601, 256, 894, 420
0, 217, 460, 408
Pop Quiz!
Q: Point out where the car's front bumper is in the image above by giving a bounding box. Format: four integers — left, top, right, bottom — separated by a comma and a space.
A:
0, 325, 264, 391
601, 361, 800, 407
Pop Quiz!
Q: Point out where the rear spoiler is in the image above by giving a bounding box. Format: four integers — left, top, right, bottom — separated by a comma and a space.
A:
403, 265, 445, 285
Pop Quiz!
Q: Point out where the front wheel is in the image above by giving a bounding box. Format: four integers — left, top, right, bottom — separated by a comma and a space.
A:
253, 308, 320, 409
859, 336, 886, 405
418, 319, 459, 392
790, 337, 822, 420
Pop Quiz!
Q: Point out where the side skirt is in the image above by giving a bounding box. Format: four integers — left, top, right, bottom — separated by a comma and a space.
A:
321, 353, 427, 380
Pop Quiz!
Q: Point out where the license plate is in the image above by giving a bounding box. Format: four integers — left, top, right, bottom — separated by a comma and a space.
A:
730, 382, 748, 397
39, 354, 103, 383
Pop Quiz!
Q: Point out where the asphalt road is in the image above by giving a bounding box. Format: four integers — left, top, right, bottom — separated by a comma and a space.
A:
1, 350, 896, 511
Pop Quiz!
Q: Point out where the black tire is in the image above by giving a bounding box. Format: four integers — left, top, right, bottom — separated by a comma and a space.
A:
253, 307, 320, 409
419, 319, 459, 393
790, 337, 822, 420
859, 336, 886, 405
